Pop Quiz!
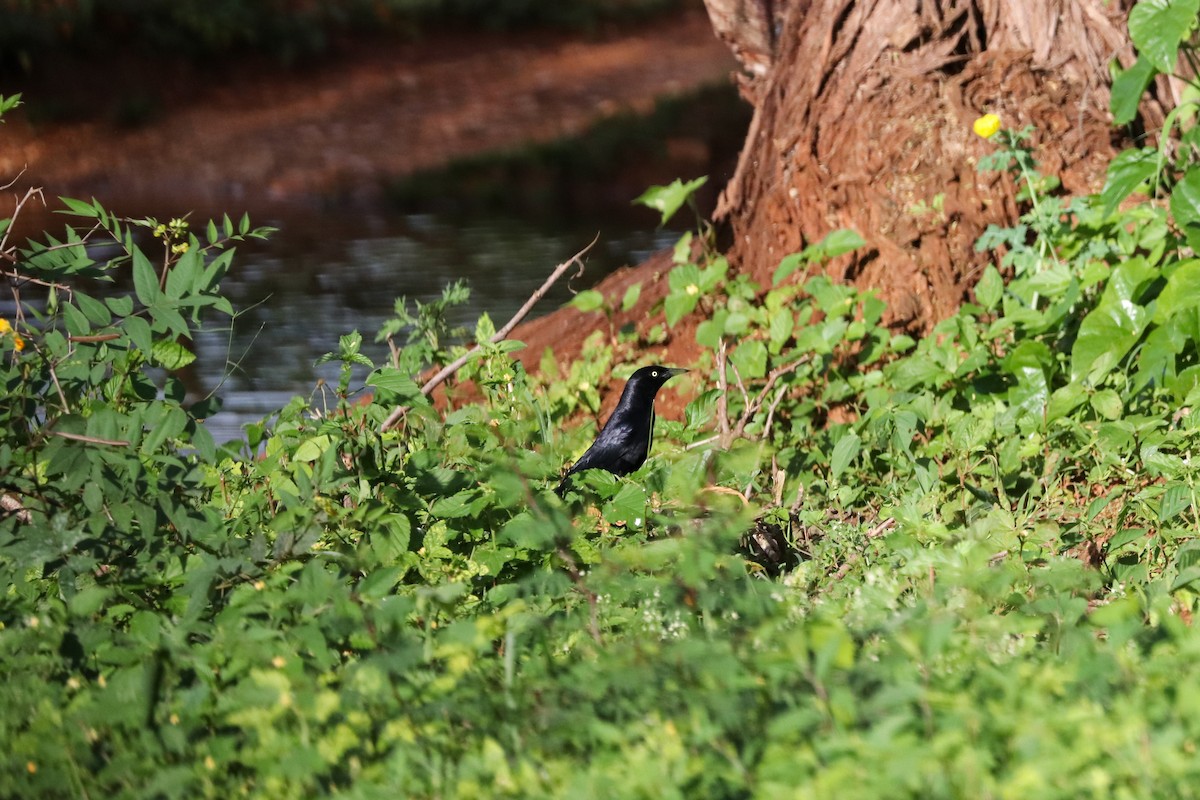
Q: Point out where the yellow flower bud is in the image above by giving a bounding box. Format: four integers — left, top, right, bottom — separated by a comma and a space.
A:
973, 113, 1001, 139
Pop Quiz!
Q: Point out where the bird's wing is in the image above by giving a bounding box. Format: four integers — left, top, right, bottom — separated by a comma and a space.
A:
565, 417, 648, 478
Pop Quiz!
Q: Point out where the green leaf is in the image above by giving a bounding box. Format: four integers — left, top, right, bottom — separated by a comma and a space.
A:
632, 176, 707, 225
830, 431, 861, 481
1100, 147, 1159, 217
475, 312, 496, 343
1128, 0, 1199, 72
570, 290, 606, 313
358, 567, 405, 601
814, 228, 866, 259
1089, 389, 1124, 420
76, 292, 113, 327
165, 248, 200, 300
366, 368, 423, 401
123, 315, 153, 353
699, 256, 729, 291
1171, 565, 1200, 591
1154, 259, 1200, 323
729, 339, 768, 380
1110, 56, 1158, 125
1004, 341, 1052, 417
774, 230, 864, 286
604, 482, 647, 526
57, 196, 101, 218
294, 434, 333, 463
975, 264, 1003, 309
151, 339, 197, 370
63, 303, 90, 336
773, 252, 806, 286
685, 389, 720, 430
1070, 258, 1155, 384
1169, 167, 1200, 248
430, 489, 480, 519
132, 247, 160, 307
1046, 381, 1087, 422
105, 295, 134, 317
1158, 482, 1192, 523
621, 283, 642, 312
1071, 303, 1151, 384
769, 307, 795, 351
664, 292, 699, 328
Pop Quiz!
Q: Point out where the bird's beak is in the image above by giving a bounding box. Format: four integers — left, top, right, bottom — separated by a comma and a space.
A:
666, 367, 689, 378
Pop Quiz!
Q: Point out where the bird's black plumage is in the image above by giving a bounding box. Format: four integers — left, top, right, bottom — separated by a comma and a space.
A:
556, 365, 687, 495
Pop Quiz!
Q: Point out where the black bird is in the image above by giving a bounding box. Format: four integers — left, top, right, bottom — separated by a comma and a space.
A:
556, 365, 687, 495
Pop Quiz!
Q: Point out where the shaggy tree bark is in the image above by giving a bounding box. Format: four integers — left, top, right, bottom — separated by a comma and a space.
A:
704, 0, 1172, 330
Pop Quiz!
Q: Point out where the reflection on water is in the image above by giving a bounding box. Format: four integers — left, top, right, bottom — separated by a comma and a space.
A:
8, 84, 748, 442
197, 211, 682, 441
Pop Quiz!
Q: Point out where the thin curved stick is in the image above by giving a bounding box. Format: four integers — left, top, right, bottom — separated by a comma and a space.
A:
380, 234, 598, 432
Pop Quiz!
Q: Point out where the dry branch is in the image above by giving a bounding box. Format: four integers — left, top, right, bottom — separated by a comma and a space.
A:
379, 236, 597, 432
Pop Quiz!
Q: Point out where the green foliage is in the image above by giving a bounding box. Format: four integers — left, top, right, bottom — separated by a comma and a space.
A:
9, 6, 1200, 796
633, 175, 708, 226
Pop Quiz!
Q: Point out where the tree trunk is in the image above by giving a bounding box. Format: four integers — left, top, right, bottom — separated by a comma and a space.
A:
704, 0, 1172, 330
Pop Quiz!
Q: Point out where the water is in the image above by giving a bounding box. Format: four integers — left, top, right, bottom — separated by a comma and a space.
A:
195, 210, 684, 440
6, 84, 749, 442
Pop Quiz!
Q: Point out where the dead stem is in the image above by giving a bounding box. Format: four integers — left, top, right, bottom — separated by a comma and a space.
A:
380, 235, 598, 432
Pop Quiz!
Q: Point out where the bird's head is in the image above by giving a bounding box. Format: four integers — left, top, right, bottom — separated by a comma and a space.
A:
629, 365, 688, 391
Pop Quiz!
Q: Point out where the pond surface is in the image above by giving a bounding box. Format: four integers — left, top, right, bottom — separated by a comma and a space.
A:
8, 84, 748, 441
191, 84, 749, 439
204, 212, 681, 391
196, 211, 683, 440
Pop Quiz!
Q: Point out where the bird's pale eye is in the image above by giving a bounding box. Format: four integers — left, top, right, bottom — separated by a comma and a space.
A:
651, 370, 658, 377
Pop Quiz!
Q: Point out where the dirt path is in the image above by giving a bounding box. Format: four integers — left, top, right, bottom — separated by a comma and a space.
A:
1, 9, 733, 215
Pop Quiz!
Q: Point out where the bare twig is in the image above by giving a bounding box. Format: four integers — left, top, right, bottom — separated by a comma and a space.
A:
716, 339, 732, 448
760, 383, 789, 442
68, 333, 121, 343
731, 354, 809, 440
1, 166, 28, 192
771, 456, 786, 507
380, 235, 597, 432
685, 433, 720, 451
867, 517, 896, 538
699, 485, 749, 505
0, 186, 42, 258
50, 430, 130, 447
1, 269, 74, 292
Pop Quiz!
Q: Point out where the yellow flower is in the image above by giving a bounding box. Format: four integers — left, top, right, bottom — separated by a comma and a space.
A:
973, 113, 1001, 139
171, 242, 190, 255
0, 318, 25, 351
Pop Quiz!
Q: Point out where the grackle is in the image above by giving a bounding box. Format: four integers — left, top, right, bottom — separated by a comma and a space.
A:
556, 365, 687, 495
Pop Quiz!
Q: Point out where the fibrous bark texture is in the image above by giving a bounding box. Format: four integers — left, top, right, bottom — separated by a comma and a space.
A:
706, 0, 1171, 330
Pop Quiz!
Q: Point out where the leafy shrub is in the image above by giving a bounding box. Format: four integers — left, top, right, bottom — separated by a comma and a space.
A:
6, 3, 1200, 794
